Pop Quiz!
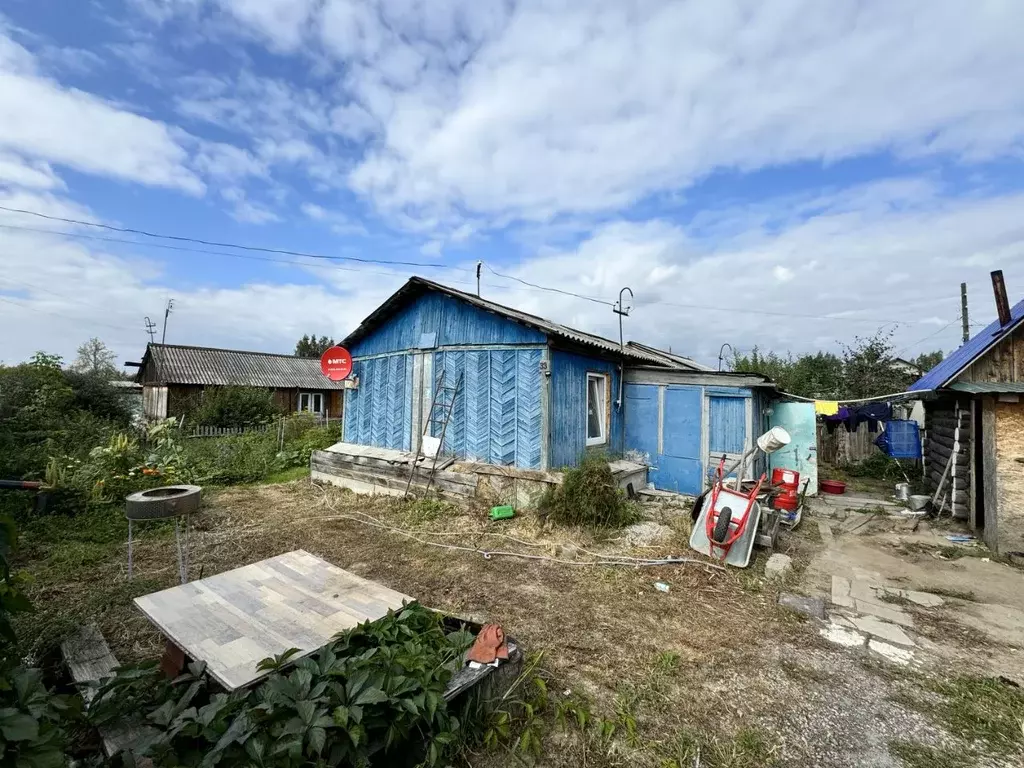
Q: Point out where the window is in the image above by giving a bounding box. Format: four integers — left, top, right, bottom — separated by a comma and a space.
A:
586, 373, 607, 446
298, 392, 323, 414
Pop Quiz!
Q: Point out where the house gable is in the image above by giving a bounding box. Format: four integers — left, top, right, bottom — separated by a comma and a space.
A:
346, 291, 547, 358
957, 322, 1024, 385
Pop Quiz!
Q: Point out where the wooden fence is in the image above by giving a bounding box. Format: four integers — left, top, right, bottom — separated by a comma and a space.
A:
816, 421, 882, 466
188, 424, 271, 438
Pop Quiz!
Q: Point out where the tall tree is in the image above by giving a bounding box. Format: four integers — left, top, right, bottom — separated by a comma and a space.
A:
912, 350, 944, 372
294, 334, 336, 358
70, 338, 117, 378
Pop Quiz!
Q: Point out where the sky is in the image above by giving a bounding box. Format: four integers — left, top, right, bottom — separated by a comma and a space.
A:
1, 0, 1023, 369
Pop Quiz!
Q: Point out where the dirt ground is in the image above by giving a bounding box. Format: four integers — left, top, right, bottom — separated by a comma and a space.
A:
16, 479, 1024, 767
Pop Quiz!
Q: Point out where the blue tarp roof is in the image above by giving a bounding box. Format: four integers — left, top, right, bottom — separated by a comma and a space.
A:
910, 297, 1024, 392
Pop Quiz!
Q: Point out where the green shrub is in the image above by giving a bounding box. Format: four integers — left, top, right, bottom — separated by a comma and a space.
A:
183, 432, 279, 484
539, 455, 638, 528
842, 452, 917, 480
277, 424, 342, 469
89, 604, 476, 767
190, 386, 280, 428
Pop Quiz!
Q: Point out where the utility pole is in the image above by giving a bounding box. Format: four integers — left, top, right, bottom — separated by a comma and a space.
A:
960, 282, 969, 344
161, 298, 175, 344
613, 287, 633, 416
476, 261, 482, 297
144, 316, 157, 343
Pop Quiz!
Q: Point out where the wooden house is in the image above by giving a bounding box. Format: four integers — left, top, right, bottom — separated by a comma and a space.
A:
133, 343, 345, 420
321, 277, 785, 495
910, 291, 1024, 554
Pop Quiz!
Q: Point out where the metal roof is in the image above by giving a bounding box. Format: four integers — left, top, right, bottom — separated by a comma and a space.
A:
624, 341, 713, 371
948, 381, 1024, 394
138, 344, 345, 390
342, 277, 687, 366
910, 297, 1024, 392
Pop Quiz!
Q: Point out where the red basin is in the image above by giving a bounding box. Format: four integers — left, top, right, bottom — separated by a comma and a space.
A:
819, 479, 847, 495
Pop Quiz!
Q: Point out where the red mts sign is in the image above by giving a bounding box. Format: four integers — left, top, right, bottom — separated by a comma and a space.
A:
320, 346, 353, 381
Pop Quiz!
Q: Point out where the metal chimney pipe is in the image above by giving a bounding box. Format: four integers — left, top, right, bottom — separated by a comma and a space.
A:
991, 270, 1011, 327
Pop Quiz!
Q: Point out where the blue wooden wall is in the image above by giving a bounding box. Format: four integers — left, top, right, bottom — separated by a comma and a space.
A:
623, 382, 754, 495
348, 292, 546, 357
343, 354, 413, 450
624, 384, 703, 494
431, 348, 542, 468
549, 350, 623, 468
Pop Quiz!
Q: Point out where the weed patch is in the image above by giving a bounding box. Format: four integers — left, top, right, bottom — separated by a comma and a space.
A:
889, 740, 972, 768
539, 455, 638, 528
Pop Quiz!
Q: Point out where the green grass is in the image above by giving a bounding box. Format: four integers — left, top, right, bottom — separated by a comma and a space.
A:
895, 675, 1024, 761
261, 465, 311, 484
663, 727, 780, 768
930, 677, 1024, 755
890, 740, 972, 768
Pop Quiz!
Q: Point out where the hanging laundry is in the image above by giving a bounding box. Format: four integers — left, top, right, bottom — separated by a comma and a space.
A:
814, 400, 840, 416
823, 406, 850, 434
847, 402, 892, 432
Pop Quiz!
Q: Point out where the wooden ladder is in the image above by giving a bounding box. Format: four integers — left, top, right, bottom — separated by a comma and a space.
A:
404, 370, 464, 498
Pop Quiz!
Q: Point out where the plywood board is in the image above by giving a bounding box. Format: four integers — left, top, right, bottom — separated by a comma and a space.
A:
135, 550, 413, 691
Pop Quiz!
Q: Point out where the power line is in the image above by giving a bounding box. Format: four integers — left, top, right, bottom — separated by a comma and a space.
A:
0, 204, 461, 269
484, 264, 613, 306
0, 204, 934, 326
894, 316, 962, 356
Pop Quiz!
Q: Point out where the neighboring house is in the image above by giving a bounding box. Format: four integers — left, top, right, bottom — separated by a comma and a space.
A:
910, 297, 1024, 553
334, 277, 777, 494
891, 357, 924, 378
108, 380, 144, 423
132, 343, 345, 421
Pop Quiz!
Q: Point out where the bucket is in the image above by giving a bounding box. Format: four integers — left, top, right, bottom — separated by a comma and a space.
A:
771, 468, 800, 492
757, 427, 791, 454
773, 491, 799, 511
895, 482, 910, 501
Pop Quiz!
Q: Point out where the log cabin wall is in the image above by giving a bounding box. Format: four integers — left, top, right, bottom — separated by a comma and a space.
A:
994, 400, 1024, 553
924, 396, 971, 519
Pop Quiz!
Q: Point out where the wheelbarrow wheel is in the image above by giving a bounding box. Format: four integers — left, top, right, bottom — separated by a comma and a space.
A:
713, 506, 732, 544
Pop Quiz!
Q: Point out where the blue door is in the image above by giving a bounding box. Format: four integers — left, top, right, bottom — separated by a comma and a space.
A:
706, 394, 750, 486
661, 387, 704, 494
770, 402, 818, 495
624, 384, 703, 494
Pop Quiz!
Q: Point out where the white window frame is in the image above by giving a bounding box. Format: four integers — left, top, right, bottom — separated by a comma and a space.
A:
586, 373, 608, 447
298, 392, 323, 414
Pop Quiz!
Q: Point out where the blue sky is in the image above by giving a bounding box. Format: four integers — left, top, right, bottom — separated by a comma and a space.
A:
1, 0, 1023, 367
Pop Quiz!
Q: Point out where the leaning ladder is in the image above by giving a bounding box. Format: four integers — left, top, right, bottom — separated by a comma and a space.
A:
404, 370, 464, 498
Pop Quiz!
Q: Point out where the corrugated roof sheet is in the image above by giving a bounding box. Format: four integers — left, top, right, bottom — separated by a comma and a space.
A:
948, 381, 1024, 394
624, 341, 713, 371
141, 344, 346, 389
343, 277, 688, 367
910, 297, 1024, 392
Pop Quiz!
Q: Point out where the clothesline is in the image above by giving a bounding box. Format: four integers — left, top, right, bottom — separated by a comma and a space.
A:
776, 388, 921, 405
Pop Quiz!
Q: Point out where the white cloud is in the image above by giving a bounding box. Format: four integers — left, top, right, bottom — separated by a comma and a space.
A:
300, 201, 369, 235
155, 1, 1024, 227
221, 186, 281, 223
772, 266, 794, 283
0, 29, 203, 194
0, 152, 64, 190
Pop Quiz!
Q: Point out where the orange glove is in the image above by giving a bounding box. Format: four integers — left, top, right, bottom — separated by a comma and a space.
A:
467, 624, 509, 664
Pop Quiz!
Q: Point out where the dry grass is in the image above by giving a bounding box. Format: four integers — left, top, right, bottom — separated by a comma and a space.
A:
11, 479, 1004, 767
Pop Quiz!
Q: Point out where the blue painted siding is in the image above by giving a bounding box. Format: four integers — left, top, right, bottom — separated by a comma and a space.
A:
623, 382, 755, 495
709, 396, 746, 454
429, 348, 542, 468
549, 350, 623, 468
343, 354, 413, 450
348, 293, 546, 357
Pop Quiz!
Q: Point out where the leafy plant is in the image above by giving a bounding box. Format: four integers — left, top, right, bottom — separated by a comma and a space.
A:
190, 386, 281, 428
538, 455, 638, 528
0, 516, 76, 768
90, 604, 477, 767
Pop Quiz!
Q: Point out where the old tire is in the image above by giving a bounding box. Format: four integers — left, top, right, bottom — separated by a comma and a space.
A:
713, 506, 732, 544
125, 485, 202, 520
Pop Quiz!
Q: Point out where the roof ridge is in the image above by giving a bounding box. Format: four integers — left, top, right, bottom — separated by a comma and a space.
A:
149, 343, 319, 360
